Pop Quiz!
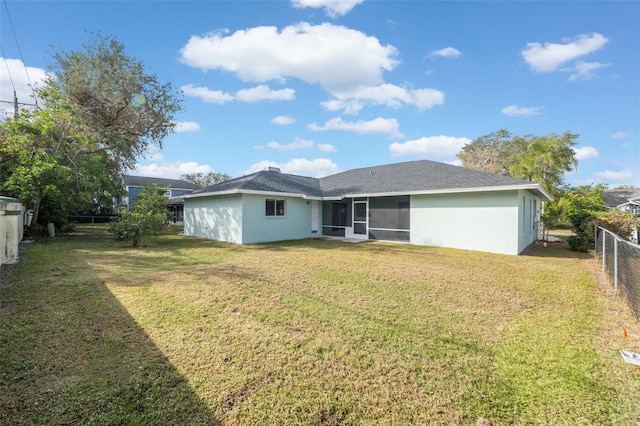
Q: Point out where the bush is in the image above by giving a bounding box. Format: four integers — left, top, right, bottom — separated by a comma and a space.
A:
567, 210, 596, 252
596, 210, 637, 241
109, 186, 168, 247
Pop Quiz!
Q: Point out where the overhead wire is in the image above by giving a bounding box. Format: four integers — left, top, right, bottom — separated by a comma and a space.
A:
0, 42, 17, 94
2, 0, 34, 92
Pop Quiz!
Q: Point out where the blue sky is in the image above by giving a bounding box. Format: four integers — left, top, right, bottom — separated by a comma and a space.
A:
1, 1, 638, 187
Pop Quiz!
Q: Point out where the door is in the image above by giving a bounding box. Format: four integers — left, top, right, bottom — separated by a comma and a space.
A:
353, 200, 368, 239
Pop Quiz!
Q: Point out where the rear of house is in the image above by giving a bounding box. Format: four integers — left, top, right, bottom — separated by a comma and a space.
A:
183, 160, 550, 255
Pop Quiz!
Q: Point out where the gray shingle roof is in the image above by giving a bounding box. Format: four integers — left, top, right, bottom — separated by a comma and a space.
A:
604, 189, 640, 208
187, 160, 549, 200
192, 170, 323, 197
124, 175, 200, 190
319, 160, 536, 197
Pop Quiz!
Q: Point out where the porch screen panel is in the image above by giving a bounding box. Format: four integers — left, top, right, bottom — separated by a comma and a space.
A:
321, 200, 351, 237
369, 229, 410, 242
368, 196, 410, 242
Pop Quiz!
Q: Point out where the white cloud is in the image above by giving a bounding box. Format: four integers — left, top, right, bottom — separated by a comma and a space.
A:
389, 135, 472, 158
262, 137, 314, 150
134, 160, 214, 179
322, 84, 445, 114
501, 104, 544, 117
574, 146, 599, 160
255, 137, 336, 152
429, 47, 462, 59
182, 83, 294, 104
179, 22, 398, 93
308, 117, 404, 138
175, 121, 201, 133
0, 57, 48, 117
181, 84, 233, 104
271, 115, 295, 125
612, 131, 632, 139
291, 0, 363, 17
235, 85, 295, 102
567, 61, 610, 82
594, 169, 633, 181
522, 33, 608, 73
243, 158, 340, 177
317, 143, 336, 152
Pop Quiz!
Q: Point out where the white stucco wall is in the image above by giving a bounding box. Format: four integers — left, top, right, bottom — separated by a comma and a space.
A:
517, 189, 542, 253
0, 197, 23, 265
184, 194, 243, 244
240, 194, 313, 243
410, 191, 523, 255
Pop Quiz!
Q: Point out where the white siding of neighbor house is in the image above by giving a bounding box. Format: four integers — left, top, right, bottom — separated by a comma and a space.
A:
184, 194, 243, 244
240, 194, 313, 244
410, 190, 527, 255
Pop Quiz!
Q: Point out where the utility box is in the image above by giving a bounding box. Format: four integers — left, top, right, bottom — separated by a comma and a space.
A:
0, 196, 23, 265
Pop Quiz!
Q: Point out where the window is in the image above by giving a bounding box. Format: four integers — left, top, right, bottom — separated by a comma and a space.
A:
266, 199, 285, 216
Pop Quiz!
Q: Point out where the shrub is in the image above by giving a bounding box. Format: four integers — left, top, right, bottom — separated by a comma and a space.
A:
596, 210, 637, 241
567, 210, 596, 252
109, 186, 168, 247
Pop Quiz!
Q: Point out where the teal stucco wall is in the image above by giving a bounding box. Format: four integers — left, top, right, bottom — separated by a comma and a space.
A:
184, 194, 243, 244
410, 190, 524, 255
240, 194, 313, 243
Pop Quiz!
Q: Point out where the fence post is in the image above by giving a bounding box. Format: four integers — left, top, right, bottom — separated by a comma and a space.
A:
602, 227, 606, 271
614, 236, 618, 293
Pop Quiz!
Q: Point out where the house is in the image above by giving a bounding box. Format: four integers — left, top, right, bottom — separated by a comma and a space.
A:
183, 160, 551, 255
604, 188, 640, 216
604, 188, 640, 243
115, 175, 201, 224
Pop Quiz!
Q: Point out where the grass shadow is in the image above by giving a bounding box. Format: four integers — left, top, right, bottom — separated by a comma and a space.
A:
0, 238, 220, 425
521, 240, 593, 260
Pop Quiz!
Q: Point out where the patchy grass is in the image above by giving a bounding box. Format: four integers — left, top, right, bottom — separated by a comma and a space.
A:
1, 227, 639, 425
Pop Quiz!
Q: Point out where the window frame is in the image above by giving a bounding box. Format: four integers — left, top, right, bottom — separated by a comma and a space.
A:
265, 198, 286, 217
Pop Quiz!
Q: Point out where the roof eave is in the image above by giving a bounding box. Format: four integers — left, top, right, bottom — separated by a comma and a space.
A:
183, 183, 552, 202
342, 184, 552, 201
183, 189, 322, 200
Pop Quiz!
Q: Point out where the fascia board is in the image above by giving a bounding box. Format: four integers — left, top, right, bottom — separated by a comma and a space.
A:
183, 184, 552, 202
342, 184, 552, 201
183, 189, 322, 200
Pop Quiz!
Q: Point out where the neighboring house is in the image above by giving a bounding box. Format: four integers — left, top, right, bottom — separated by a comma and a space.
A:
183, 160, 551, 255
116, 175, 200, 224
604, 188, 640, 216
604, 188, 640, 243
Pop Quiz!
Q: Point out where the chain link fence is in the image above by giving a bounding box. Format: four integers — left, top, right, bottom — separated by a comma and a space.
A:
595, 226, 640, 319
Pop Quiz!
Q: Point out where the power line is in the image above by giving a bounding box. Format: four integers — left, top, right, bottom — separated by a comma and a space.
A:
0, 1, 38, 117
2, 0, 34, 91
0, 43, 16, 93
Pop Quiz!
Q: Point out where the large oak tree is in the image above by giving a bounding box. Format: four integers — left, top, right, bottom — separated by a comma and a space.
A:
457, 129, 578, 196
0, 34, 182, 230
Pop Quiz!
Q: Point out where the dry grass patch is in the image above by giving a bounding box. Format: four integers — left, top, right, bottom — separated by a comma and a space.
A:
1, 227, 639, 425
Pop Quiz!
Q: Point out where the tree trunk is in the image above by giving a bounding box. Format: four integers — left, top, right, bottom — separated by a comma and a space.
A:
29, 195, 42, 233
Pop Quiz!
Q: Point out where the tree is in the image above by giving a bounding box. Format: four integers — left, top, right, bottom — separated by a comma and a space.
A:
456, 129, 512, 175
109, 185, 168, 247
48, 33, 182, 173
180, 171, 232, 187
458, 130, 579, 197
0, 33, 181, 231
551, 185, 608, 252
554, 184, 607, 222
0, 90, 119, 229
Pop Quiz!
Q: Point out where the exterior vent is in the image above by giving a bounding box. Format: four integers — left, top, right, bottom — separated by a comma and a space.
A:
267, 166, 281, 173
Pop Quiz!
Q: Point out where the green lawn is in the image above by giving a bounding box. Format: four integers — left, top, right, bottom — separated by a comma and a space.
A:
1, 226, 639, 425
